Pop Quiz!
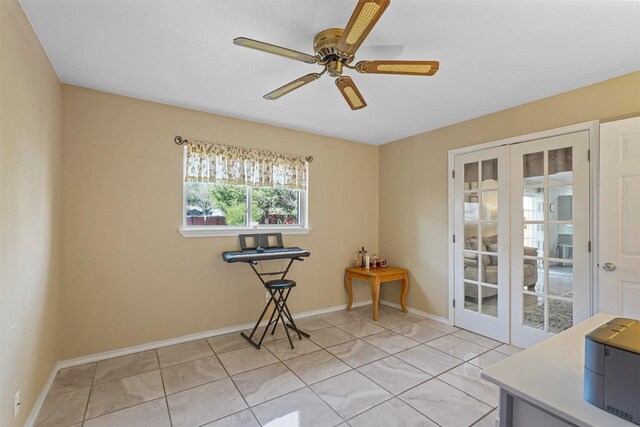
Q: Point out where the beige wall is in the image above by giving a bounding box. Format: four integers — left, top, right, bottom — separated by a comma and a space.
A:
0, 1, 62, 425
60, 85, 378, 359
379, 71, 640, 319
1, 8, 637, 418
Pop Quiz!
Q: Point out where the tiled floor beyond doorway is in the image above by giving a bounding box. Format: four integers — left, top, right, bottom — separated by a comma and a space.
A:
35, 304, 521, 427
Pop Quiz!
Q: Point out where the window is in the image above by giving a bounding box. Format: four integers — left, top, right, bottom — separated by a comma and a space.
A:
179, 139, 310, 236
185, 183, 303, 227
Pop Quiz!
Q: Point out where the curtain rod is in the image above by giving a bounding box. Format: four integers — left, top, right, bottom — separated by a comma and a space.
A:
174, 136, 313, 163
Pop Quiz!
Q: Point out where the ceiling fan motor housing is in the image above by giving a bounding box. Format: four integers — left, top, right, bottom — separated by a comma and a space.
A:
313, 28, 354, 74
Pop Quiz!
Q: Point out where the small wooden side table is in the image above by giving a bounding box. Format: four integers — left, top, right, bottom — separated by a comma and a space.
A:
344, 266, 409, 321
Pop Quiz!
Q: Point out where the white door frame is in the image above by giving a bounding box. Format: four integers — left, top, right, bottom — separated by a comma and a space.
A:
447, 120, 600, 332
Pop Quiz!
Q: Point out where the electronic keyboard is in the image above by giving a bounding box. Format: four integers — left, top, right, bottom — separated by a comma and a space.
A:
222, 247, 310, 263
222, 233, 311, 349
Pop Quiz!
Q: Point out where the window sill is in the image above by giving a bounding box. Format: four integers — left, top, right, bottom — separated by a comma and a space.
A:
178, 226, 311, 238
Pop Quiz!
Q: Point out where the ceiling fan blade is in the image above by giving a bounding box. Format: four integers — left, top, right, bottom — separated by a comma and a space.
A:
263, 73, 321, 100
234, 37, 317, 64
356, 60, 439, 76
335, 76, 367, 110
337, 0, 390, 58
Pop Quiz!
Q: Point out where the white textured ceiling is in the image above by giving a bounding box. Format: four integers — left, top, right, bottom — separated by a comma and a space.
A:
20, 0, 640, 145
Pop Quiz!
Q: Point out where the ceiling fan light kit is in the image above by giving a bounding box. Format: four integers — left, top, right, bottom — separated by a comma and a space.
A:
233, 0, 439, 110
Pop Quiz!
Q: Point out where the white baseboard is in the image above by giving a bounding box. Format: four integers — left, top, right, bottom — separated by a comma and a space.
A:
25, 360, 60, 427
57, 300, 371, 370
379, 299, 450, 325
25, 298, 413, 425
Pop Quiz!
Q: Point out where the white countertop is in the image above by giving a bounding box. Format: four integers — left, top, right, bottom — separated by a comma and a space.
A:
481, 313, 636, 427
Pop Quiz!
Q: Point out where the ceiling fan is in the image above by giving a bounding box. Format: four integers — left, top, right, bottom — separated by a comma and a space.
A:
233, 0, 439, 110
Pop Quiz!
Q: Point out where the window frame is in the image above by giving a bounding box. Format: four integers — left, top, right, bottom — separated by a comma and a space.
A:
179, 150, 310, 237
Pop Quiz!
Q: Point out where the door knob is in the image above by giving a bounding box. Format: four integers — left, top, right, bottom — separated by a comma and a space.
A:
603, 263, 617, 272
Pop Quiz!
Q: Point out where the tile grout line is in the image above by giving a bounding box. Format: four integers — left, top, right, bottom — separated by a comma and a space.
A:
262, 312, 394, 424
155, 341, 307, 404
155, 349, 175, 427
417, 346, 499, 416
80, 361, 99, 424
209, 335, 269, 426
317, 314, 450, 425
427, 334, 502, 408
290, 312, 427, 424
161, 338, 255, 425
82, 353, 167, 424
433, 371, 498, 410
376, 327, 498, 424
372, 328, 464, 425
263, 336, 348, 425
469, 409, 499, 427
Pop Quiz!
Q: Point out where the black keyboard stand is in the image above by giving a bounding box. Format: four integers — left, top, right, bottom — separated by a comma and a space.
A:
240, 257, 310, 350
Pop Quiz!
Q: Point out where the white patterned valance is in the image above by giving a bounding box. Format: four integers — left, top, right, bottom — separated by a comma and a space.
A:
184, 140, 309, 191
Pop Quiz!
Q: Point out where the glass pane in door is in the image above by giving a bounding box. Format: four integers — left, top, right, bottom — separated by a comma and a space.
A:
465, 162, 479, 190
549, 263, 573, 297
549, 186, 573, 221
464, 224, 479, 242
523, 223, 544, 256
548, 298, 573, 333
464, 282, 479, 312
548, 147, 572, 184
482, 191, 499, 220
481, 223, 498, 243
523, 188, 544, 221
480, 285, 498, 318
524, 259, 543, 292
523, 152, 544, 186
523, 293, 544, 329
463, 252, 479, 282
550, 223, 573, 261
481, 159, 498, 189
464, 193, 480, 220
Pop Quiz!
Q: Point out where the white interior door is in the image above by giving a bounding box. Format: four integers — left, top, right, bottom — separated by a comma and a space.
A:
599, 117, 640, 318
510, 131, 591, 348
454, 147, 509, 343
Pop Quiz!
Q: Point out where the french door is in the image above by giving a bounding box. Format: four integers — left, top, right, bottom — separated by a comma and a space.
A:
453, 130, 591, 347
454, 147, 509, 342
509, 132, 590, 348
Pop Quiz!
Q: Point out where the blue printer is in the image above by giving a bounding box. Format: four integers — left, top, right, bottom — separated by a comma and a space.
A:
584, 317, 640, 425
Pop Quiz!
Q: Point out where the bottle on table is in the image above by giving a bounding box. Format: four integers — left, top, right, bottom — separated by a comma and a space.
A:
359, 247, 366, 268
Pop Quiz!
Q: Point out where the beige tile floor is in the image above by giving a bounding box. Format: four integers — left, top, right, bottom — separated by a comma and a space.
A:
35, 304, 521, 427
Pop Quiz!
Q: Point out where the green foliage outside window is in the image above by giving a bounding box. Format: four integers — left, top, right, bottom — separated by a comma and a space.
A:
209, 185, 247, 225
185, 182, 299, 226
251, 187, 298, 224
185, 183, 213, 215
